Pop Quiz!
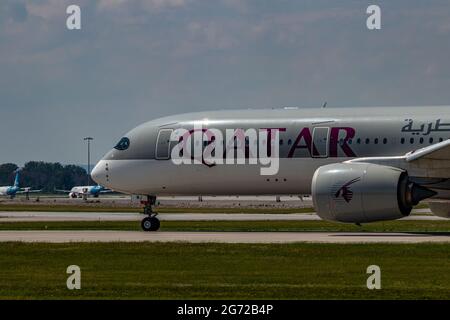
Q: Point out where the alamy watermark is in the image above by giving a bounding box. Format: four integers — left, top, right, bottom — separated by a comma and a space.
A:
66, 265, 81, 290
366, 265, 381, 290
65, 4, 381, 31
170, 125, 283, 176
367, 5, 381, 30
66, 5, 81, 30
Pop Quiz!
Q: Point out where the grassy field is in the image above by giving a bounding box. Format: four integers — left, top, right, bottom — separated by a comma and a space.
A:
0, 220, 449, 232
0, 242, 448, 299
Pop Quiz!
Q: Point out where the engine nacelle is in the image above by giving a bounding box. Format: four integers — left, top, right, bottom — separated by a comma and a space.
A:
69, 192, 77, 198
312, 163, 434, 223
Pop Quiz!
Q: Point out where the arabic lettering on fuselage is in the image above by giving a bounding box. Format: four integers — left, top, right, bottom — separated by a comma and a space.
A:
401, 119, 450, 135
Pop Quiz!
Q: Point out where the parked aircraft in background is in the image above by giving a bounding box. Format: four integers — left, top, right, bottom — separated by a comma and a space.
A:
92, 106, 450, 231
55, 185, 112, 199
0, 170, 41, 199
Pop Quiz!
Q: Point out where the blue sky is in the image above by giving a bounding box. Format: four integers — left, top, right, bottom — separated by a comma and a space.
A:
2, 0, 450, 165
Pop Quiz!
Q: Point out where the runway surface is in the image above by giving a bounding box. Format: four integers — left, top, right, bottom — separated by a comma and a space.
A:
0, 209, 444, 222
0, 230, 448, 243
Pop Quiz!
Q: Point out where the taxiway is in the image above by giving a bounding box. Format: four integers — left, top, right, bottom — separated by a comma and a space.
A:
0, 209, 442, 222
0, 230, 447, 243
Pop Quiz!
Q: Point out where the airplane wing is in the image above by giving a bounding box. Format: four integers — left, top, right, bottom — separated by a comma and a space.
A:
404, 139, 450, 178
405, 139, 450, 162
346, 139, 450, 179
54, 189, 72, 193
100, 189, 114, 193
17, 188, 42, 194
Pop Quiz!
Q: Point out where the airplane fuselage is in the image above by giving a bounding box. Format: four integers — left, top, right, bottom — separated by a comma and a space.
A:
92, 106, 450, 197
69, 185, 104, 197
0, 186, 19, 197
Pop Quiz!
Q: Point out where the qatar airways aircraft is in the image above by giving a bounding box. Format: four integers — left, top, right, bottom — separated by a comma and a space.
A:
91, 106, 450, 231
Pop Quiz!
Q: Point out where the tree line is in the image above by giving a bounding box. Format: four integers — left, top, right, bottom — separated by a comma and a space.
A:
0, 162, 89, 193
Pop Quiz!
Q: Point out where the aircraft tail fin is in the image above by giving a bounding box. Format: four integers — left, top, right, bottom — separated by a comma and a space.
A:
13, 170, 20, 188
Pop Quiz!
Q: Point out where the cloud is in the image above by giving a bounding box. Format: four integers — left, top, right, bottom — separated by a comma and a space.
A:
98, 0, 189, 12
3, 0, 450, 164
9, 2, 28, 22
185, 20, 239, 50
25, 0, 75, 20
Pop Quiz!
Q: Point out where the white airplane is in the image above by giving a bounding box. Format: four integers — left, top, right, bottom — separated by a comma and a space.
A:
91, 106, 450, 231
55, 185, 112, 199
0, 170, 41, 199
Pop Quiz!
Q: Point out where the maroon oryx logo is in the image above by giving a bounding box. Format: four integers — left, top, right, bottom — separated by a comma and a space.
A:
334, 177, 361, 203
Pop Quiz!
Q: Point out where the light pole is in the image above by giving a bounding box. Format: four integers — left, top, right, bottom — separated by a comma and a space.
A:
84, 137, 94, 186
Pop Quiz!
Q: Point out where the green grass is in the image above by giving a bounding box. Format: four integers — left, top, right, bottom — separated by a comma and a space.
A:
0, 220, 449, 232
0, 201, 429, 214
0, 242, 448, 299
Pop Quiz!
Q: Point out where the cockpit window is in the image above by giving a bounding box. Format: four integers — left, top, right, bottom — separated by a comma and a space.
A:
114, 137, 130, 151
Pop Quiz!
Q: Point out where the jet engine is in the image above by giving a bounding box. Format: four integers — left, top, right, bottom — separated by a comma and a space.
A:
69, 192, 77, 198
311, 163, 436, 223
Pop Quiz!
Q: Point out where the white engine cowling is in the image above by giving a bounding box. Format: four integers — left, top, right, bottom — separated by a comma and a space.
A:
312, 163, 434, 223
69, 192, 77, 198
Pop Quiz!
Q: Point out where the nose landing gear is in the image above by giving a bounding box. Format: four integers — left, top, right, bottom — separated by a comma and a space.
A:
141, 216, 160, 232
140, 195, 160, 232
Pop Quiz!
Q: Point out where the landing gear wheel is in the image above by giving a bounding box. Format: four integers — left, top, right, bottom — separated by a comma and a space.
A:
141, 195, 160, 231
141, 216, 160, 232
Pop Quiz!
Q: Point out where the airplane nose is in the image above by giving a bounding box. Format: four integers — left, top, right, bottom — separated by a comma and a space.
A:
91, 161, 107, 186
